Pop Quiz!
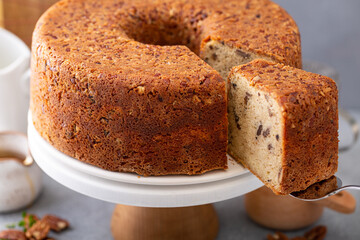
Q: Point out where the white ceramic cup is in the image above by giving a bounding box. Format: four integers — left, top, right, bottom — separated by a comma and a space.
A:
0, 28, 30, 133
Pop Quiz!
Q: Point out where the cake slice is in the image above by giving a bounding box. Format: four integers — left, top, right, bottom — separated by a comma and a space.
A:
291, 175, 338, 200
228, 59, 338, 195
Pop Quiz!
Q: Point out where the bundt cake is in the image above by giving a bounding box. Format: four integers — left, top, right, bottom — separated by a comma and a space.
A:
31, 0, 301, 176
228, 59, 338, 195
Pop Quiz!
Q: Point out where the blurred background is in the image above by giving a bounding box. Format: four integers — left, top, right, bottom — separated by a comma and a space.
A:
274, 0, 360, 109
0, 0, 359, 109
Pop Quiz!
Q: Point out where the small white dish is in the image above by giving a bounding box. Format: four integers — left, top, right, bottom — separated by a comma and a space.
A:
0, 132, 42, 213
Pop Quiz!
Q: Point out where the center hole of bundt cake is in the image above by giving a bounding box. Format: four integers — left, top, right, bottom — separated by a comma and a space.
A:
123, 20, 257, 80
122, 22, 199, 53
117, 7, 205, 55
117, 6, 264, 79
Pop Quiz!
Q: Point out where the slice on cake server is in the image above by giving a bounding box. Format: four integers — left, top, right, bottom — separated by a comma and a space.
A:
228, 59, 338, 195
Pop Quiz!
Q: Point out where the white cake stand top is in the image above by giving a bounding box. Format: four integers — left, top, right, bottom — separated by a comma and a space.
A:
28, 113, 262, 207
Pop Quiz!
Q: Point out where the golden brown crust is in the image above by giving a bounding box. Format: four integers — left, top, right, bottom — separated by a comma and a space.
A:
199, 0, 302, 68
31, 0, 301, 175
31, 0, 230, 175
31, 44, 227, 175
231, 59, 338, 194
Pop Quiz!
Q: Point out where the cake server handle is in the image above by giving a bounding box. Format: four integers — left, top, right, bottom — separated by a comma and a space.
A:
339, 108, 359, 152
316, 190, 356, 214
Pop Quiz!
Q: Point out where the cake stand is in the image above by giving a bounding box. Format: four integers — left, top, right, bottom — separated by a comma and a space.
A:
27, 113, 263, 240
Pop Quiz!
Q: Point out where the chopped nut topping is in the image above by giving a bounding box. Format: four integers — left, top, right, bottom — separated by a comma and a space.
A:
267, 231, 289, 240
304, 225, 327, 240
25, 220, 50, 240
42, 215, 70, 232
266, 225, 327, 240
0, 229, 27, 240
24, 214, 39, 231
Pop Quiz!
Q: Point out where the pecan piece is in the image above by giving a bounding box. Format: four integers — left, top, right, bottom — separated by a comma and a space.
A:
235, 49, 250, 59
42, 215, 69, 232
24, 214, 39, 231
304, 225, 327, 240
25, 220, 50, 240
257, 124, 263, 136
0, 229, 27, 240
267, 231, 289, 240
263, 128, 270, 137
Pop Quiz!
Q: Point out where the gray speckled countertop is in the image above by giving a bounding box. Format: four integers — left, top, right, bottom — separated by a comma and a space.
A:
0, 111, 359, 239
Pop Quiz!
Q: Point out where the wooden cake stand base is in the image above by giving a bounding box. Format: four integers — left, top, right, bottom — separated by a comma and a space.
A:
111, 204, 218, 240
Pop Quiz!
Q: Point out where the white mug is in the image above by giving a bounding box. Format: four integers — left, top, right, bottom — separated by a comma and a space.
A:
0, 28, 30, 133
